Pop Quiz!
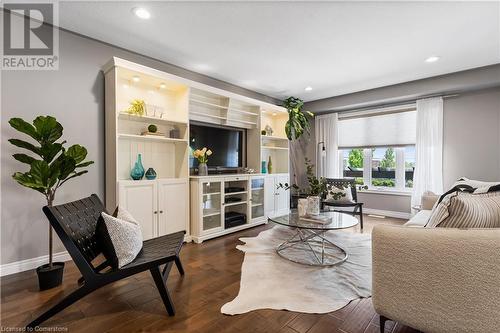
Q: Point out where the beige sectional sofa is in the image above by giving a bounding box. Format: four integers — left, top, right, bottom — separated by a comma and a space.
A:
372, 191, 500, 333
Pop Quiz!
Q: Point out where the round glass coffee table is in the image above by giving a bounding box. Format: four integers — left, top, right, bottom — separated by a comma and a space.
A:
269, 211, 359, 267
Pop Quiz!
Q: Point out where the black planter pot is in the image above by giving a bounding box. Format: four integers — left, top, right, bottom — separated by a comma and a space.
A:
36, 262, 65, 290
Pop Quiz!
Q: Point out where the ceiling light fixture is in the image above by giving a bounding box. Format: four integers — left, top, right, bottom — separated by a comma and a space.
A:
305, 86, 313, 92
272, 113, 277, 116
132, 7, 151, 20
159, 83, 166, 89
132, 75, 140, 82
425, 56, 440, 63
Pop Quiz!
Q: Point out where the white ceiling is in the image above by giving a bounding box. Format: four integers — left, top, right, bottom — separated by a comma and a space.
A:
59, 1, 500, 102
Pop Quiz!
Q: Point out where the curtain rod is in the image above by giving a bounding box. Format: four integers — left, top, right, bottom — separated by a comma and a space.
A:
316, 93, 459, 115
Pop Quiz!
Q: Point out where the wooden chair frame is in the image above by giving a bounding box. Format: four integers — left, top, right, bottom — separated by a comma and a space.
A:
27, 194, 185, 329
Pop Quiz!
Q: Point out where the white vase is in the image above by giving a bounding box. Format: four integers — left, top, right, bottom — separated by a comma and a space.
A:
307, 196, 320, 216
298, 198, 308, 217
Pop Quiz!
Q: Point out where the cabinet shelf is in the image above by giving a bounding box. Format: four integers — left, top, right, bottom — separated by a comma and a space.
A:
226, 118, 258, 126
190, 111, 226, 120
203, 192, 221, 196
252, 187, 264, 191
261, 135, 289, 141
224, 201, 247, 207
261, 146, 289, 150
203, 210, 221, 218
252, 203, 264, 207
118, 112, 187, 126
118, 133, 188, 144
229, 108, 259, 116
225, 191, 247, 196
190, 98, 228, 110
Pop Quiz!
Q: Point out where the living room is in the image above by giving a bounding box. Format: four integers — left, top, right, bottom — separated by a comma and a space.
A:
1, 2, 499, 333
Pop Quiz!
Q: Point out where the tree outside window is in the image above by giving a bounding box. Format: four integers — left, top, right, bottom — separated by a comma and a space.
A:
343, 149, 364, 185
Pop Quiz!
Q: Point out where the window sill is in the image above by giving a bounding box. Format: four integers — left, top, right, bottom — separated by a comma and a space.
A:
358, 189, 412, 197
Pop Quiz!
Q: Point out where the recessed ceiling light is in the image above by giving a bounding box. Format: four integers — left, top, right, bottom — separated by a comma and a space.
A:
132, 75, 140, 82
425, 56, 440, 63
305, 86, 313, 92
159, 83, 166, 89
272, 113, 277, 116
132, 7, 151, 20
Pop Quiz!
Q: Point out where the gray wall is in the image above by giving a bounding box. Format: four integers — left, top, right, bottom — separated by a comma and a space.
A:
301, 70, 500, 215
443, 88, 500, 188
1, 26, 276, 265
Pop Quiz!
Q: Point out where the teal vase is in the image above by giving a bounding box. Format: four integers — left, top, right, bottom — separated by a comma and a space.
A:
145, 167, 157, 180
261, 161, 267, 174
130, 154, 145, 180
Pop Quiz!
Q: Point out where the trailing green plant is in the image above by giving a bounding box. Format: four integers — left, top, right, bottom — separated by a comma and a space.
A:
282, 96, 314, 140
8, 116, 94, 267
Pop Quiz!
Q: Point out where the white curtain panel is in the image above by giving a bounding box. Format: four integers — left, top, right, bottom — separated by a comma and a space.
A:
412, 97, 444, 208
315, 113, 339, 178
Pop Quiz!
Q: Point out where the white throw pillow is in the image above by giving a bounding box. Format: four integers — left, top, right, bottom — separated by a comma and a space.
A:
452, 177, 500, 194
100, 208, 143, 268
326, 185, 354, 203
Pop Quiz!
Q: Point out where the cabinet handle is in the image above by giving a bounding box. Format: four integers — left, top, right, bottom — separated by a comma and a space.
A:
154, 211, 158, 214
159, 210, 164, 213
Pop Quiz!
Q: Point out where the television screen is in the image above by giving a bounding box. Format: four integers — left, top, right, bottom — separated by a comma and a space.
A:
189, 123, 244, 168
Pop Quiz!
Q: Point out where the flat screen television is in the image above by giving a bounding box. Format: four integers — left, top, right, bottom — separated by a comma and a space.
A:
189, 123, 245, 171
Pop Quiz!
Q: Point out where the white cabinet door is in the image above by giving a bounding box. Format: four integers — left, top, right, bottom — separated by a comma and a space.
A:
118, 181, 157, 240
158, 180, 188, 237
264, 176, 276, 218
275, 175, 290, 216
250, 177, 265, 221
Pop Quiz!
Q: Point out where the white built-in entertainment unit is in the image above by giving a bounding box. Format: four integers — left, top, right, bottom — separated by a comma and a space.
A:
103, 57, 290, 243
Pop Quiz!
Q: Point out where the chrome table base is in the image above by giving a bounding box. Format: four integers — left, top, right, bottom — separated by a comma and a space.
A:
276, 228, 348, 267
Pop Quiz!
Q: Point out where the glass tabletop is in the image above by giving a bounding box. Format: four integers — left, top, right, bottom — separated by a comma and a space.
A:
269, 211, 359, 230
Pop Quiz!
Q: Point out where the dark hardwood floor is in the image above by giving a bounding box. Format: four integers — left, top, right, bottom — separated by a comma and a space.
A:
1, 215, 419, 333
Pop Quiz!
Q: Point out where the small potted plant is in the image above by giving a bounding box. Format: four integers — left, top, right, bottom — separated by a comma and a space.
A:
193, 147, 212, 176
8, 116, 94, 290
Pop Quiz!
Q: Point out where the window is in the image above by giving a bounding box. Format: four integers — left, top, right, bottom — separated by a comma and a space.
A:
339, 146, 414, 192
336, 105, 417, 193
371, 148, 396, 188
404, 146, 415, 188
342, 149, 364, 185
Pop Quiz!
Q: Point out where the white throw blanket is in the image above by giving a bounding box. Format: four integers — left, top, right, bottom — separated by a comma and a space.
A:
221, 226, 372, 315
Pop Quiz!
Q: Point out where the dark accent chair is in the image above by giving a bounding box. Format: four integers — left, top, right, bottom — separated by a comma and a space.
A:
321, 178, 364, 229
27, 194, 185, 329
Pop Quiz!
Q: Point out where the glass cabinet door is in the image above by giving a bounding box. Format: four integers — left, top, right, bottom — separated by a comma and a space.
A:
250, 177, 265, 220
202, 181, 222, 232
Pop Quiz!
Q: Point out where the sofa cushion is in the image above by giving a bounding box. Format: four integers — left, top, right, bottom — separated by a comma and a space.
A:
426, 191, 500, 228
405, 210, 432, 227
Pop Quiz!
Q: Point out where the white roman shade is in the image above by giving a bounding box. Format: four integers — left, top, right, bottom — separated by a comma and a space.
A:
338, 110, 417, 148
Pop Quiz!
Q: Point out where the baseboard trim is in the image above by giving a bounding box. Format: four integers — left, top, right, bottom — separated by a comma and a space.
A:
0, 251, 72, 277
363, 208, 411, 220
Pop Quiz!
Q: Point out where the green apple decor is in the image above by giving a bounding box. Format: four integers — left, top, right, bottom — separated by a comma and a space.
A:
148, 124, 158, 133
8, 116, 94, 290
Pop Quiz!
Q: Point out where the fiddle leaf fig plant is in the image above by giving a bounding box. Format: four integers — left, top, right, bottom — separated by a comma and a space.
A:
282, 96, 314, 140
8, 116, 94, 267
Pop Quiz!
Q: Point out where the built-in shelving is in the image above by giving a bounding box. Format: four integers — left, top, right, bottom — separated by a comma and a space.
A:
262, 146, 289, 151
118, 112, 188, 126
118, 133, 188, 144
